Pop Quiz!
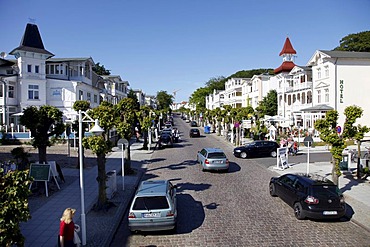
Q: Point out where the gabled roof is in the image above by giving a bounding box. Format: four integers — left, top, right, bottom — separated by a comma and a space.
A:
307, 50, 370, 66
279, 37, 297, 56
274, 61, 296, 74
10, 23, 54, 58
319, 50, 370, 59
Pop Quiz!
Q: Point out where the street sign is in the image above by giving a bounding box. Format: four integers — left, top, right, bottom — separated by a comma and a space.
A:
242, 120, 252, 129
303, 136, 314, 147
336, 126, 341, 134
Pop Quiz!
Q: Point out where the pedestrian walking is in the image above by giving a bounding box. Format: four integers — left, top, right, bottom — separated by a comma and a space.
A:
59, 208, 78, 247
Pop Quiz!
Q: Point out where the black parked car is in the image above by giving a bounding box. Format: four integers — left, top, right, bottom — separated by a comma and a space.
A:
189, 128, 200, 138
158, 133, 173, 148
190, 121, 197, 127
269, 173, 346, 220
233, 140, 279, 158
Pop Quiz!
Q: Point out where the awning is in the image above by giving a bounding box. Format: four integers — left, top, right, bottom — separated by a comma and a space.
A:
11, 112, 24, 116
300, 104, 333, 112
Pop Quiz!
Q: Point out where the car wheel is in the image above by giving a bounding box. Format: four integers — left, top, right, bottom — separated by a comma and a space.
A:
240, 152, 247, 159
294, 202, 306, 220
269, 183, 277, 197
270, 151, 277, 158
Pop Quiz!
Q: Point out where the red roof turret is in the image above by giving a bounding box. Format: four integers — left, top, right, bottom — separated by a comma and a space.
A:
279, 37, 296, 56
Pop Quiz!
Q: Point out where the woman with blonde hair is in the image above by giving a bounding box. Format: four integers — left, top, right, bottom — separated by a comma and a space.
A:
59, 208, 76, 247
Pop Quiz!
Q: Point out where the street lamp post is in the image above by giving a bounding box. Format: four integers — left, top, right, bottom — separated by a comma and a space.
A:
78, 110, 104, 246
0, 77, 7, 126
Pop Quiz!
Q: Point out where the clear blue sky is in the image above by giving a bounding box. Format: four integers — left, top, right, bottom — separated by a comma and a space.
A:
1, 0, 370, 103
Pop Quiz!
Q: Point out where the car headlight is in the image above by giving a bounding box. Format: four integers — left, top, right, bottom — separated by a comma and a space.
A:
234, 149, 241, 152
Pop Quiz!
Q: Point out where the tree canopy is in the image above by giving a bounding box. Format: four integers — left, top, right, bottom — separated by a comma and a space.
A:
255, 90, 277, 117
334, 31, 370, 52
156, 90, 173, 111
93, 62, 111, 75
20, 105, 65, 163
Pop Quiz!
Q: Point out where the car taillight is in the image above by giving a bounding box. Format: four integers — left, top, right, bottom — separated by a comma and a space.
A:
205, 159, 209, 164
128, 212, 136, 218
304, 195, 319, 204
166, 211, 174, 217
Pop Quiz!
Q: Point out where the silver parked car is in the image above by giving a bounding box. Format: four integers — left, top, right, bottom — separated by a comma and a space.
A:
128, 180, 177, 232
197, 147, 229, 172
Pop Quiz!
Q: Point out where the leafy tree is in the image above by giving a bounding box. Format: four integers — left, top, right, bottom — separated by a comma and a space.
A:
156, 91, 173, 111
334, 31, 370, 52
82, 101, 115, 210
0, 169, 33, 247
255, 90, 277, 118
137, 106, 155, 150
227, 68, 274, 79
20, 106, 65, 163
205, 76, 226, 91
188, 87, 212, 109
342, 106, 369, 178
115, 97, 138, 173
127, 90, 140, 106
93, 62, 111, 75
315, 106, 368, 185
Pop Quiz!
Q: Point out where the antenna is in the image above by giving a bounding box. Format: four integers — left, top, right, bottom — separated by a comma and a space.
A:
0, 52, 6, 59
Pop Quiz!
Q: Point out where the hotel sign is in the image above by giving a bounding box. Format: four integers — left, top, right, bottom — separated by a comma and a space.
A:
339, 80, 344, 103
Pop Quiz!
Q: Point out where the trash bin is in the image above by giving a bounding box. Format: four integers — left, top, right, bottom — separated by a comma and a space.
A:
339, 155, 348, 170
204, 126, 211, 134
106, 170, 117, 199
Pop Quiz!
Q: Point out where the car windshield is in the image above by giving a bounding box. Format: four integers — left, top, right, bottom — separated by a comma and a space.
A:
208, 152, 226, 159
133, 196, 169, 210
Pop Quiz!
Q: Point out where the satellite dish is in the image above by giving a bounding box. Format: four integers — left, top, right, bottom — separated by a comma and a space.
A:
0, 52, 7, 59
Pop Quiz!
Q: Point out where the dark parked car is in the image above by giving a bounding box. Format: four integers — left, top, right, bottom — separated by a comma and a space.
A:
189, 128, 200, 138
233, 140, 279, 158
269, 173, 346, 220
190, 121, 197, 127
158, 133, 173, 148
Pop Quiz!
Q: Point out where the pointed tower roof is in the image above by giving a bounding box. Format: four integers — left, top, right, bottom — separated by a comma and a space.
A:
10, 23, 54, 58
275, 37, 296, 74
279, 37, 296, 56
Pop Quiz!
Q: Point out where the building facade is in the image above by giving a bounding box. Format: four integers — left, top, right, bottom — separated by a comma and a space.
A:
1, 23, 136, 127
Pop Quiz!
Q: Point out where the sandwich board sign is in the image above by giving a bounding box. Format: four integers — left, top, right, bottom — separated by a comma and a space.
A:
29, 164, 51, 197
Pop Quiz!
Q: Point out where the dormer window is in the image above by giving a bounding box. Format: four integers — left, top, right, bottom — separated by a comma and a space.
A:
27, 64, 32, 73
35, 65, 39, 74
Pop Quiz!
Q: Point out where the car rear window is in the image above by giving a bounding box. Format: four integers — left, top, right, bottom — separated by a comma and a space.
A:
311, 185, 340, 197
208, 152, 226, 158
133, 196, 169, 210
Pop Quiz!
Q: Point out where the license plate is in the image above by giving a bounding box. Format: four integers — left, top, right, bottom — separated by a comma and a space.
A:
323, 211, 337, 215
143, 212, 161, 218
214, 160, 223, 164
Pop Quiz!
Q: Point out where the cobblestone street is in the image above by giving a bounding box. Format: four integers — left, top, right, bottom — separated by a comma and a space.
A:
112, 120, 370, 247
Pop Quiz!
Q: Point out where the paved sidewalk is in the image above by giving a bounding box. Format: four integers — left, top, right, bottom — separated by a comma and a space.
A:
21, 140, 152, 247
